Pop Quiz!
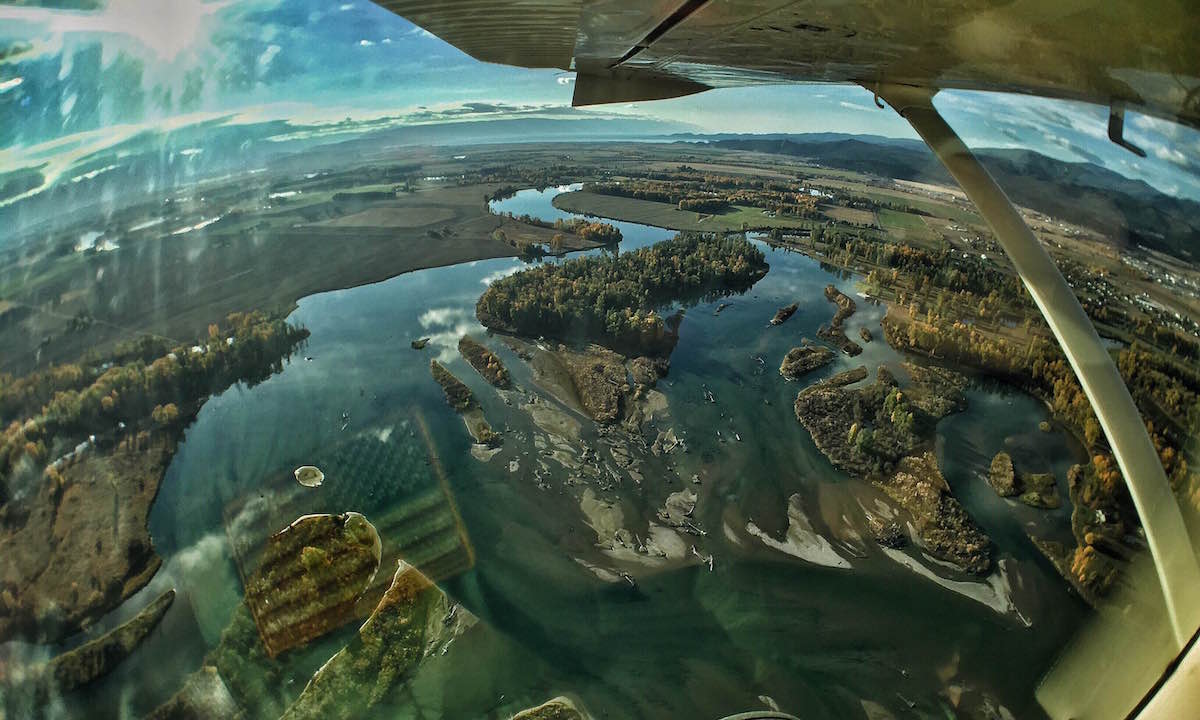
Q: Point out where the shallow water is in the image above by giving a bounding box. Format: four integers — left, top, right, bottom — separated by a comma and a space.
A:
120, 185, 1090, 718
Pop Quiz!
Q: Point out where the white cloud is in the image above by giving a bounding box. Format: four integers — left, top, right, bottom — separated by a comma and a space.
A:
1130, 113, 1178, 135
1152, 144, 1188, 165
257, 43, 281, 69
838, 100, 874, 113
934, 89, 1200, 199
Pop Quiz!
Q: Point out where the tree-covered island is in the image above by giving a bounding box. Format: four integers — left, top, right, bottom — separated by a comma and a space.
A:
475, 233, 768, 356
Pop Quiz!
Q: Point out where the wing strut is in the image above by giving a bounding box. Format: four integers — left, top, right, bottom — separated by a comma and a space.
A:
876, 83, 1200, 648
1108, 101, 1148, 157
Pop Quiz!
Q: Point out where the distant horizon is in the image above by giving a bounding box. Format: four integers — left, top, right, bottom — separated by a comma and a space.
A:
1, 111, 1192, 216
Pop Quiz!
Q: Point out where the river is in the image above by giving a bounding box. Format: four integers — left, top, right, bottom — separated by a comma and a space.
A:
88, 184, 1092, 719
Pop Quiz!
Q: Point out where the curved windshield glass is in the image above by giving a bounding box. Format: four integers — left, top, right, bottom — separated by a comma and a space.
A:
1, 3, 1198, 720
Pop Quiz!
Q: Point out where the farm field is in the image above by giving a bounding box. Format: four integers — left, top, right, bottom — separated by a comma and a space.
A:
553, 190, 816, 232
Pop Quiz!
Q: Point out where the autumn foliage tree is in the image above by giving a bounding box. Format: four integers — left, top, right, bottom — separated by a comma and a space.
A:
0, 312, 308, 476
476, 233, 766, 356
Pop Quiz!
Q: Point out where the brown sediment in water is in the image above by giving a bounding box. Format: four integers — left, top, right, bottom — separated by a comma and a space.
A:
875, 453, 992, 575
554, 344, 629, 423
817, 284, 863, 356
505, 337, 666, 429
1018, 472, 1061, 509
543, 344, 670, 428
628, 356, 668, 388
778, 343, 835, 379
770, 302, 798, 325
793, 366, 992, 574
988, 452, 1018, 497
429, 359, 500, 445
900, 362, 968, 419
430, 359, 475, 412
825, 365, 870, 387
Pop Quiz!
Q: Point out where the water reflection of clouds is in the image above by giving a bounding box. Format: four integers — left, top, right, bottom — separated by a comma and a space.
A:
418, 307, 470, 328
111, 532, 241, 651
418, 306, 481, 363
754, 246, 830, 299
479, 266, 521, 286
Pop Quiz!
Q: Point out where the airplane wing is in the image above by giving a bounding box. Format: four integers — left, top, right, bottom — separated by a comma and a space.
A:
375, 0, 1200, 128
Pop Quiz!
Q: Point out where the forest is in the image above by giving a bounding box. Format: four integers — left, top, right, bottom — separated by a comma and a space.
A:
588, 179, 820, 218
492, 216, 621, 259
793, 232, 1198, 462
881, 308, 1195, 600
475, 164, 588, 203
458, 336, 511, 388
554, 218, 622, 245
760, 227, 1199, 601
0, 312, 309, 482
476, 233, 768, 356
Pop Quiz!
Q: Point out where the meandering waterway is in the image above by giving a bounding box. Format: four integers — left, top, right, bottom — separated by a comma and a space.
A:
112, 184, 1091, 719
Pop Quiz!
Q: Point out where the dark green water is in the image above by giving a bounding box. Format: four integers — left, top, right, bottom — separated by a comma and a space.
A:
97, 186, 1090, 719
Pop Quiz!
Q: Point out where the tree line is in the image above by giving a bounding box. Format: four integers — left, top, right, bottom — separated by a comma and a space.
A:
476, 233, 768, 356
588, 180, 819, 218
881, 308, 1195, 599
0, 312, 309, 480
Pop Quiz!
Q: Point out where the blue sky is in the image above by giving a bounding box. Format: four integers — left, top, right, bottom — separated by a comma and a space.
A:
2, 0, 1199, 200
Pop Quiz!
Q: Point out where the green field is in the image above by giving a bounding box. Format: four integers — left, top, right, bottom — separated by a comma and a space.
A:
877, 208, 926, 231
812, 178, 984, 227
552, 191, 815, 233
870, 191, 981, 226
715, 205, 816, 231
878, 208, 942, 248
823, 205, 876, 225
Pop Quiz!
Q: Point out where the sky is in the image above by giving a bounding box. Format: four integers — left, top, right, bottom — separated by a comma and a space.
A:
2, 0, 1199, 200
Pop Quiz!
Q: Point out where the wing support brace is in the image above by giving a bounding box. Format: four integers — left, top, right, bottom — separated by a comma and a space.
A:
1109, 101, 1147, 157
876, 83, 1200, 647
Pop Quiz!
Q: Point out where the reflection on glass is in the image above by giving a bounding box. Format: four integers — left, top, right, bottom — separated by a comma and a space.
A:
1, 2, 1198, 719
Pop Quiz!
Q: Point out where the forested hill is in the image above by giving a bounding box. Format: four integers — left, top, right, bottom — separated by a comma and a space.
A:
702, 135, 1200, 261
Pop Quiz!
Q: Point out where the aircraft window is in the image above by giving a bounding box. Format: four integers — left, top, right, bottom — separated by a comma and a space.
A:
0, 4, 1197, 720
